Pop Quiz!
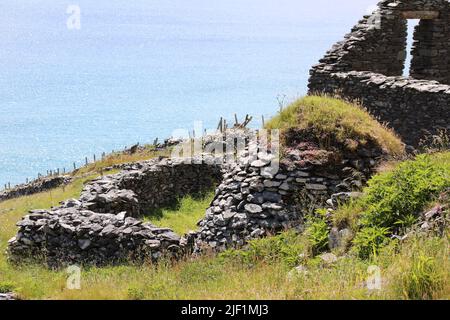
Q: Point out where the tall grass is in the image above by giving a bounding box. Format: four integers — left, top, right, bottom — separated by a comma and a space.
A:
265, 95, 404, 156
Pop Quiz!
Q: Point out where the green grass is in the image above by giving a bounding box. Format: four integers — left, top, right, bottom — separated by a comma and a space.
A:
143, 192, 214, 235
334, 152, 450, 231
71, 145, 171, 177
0, 228, 447, 300
265, 95, 404, 156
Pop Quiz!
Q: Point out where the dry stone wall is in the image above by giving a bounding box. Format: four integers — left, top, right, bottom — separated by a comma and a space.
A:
7, 131, 388, 266
8, 156, 222, 267
78, 157, 222, 217
0, 176, 71, 202
192, 140, 382, 252
309, 0, 450, 146
7, 208, 182, 267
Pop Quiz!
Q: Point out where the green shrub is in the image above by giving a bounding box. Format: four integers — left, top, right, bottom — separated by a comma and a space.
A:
400, 255, 443, 300
352, 226, 391, 260
219, 231, 306, 268
304, 213, 329, 255
0, 281, 15, 293
332, 152, 450, 259
359, 153, 450, 231
386, 236, 448, 300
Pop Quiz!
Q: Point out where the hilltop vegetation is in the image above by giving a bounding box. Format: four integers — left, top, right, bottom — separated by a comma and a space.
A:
265, 96, 405, 156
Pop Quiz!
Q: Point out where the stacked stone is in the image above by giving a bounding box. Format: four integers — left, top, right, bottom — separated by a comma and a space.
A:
0, 176, 71, 203
410, 4, 450, 84
0, 293, 17, 300
309, 0, 450, 147
309, 70, 450, 146
5, 131, 387, 265
7, 156, 222, 267
78, 156, 222, 217
7, 208, 182, 268
310, 2, 408, 76
193, 142, 381, 252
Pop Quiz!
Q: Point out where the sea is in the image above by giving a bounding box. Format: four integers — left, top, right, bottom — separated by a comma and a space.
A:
0, 0, 382, 187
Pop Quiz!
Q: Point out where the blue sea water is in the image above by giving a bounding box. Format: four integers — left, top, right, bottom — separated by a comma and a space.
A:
0, 0, 376, 187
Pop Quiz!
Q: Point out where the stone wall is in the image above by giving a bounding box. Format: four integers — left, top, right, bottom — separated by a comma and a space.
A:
309, 0, 450, 146
7, 131, 391, 266
0, 176, 71, 203
309, 71, 450, 146
78, 157, 222, 217
7, 208, 183, 267
192, 138, 383, 252
8, 156, 222, 267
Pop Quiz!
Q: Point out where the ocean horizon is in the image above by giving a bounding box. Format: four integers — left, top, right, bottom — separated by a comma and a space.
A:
0, 0, 378, 187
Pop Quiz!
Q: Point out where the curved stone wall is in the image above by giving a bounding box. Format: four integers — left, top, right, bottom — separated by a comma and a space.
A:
78, 157, 222, 217
192, 139, 383, 252
8, 156, 222, 267
7, 129, 392, 266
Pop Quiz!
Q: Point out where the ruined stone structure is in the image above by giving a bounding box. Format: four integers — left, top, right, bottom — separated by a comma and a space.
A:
7, 156, 222, 267
309, 0, 450, 146
192, 142, 379, 252
8, 130, 386, 266
0, 176, 71, 202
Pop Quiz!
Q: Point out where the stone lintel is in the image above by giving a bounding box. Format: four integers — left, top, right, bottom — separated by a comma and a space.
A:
401, 11, 440, 20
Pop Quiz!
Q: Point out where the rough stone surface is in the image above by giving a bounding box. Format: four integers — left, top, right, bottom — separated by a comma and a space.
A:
78, 157, 222, 217
7, 156, 222, 267
308, 0, 450, 147
0, 293, 17, 300
0, 176, 71, 203
7, 207, 185, 267
7, 130, 388, 266
192, 139, 384, 253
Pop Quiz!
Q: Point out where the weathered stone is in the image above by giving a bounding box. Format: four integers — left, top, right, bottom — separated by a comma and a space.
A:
78, 239, 91, 250
306, 183, 327, 191
244, 204, 263, 214
320, 252, 338, 265
262, 191, 282, 202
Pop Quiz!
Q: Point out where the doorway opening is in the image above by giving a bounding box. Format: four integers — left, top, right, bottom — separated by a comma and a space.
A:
403, 19, 420, 77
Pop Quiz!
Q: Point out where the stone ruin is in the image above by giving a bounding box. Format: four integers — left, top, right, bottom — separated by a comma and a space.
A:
8, 129, 388, 267
12, 2, 447, 267
0, 176, 71, 202
7, 156, 222, 267
309, 0, 450, 147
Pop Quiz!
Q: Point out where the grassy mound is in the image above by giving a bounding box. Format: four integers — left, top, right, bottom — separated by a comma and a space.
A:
265, 95, 404, 156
